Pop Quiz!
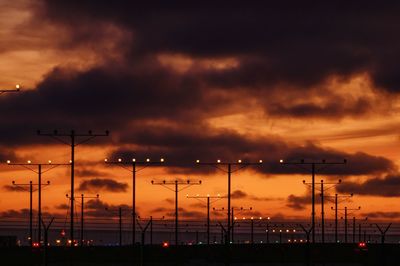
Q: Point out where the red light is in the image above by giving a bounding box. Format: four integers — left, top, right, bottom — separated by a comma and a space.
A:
60, 229, 65, 237
162, 242, 169, 248
358, 242, 366, 248
32, 242, 40, 248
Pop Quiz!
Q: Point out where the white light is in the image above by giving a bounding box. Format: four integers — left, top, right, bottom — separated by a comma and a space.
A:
118, 158, 122, 162
259, 217, 262, 220
69, 160, 72, 163
251, 217, 254, 220
259, 159, 263, 163
146, 158, 150, 162
104, 158, 108, 162
207, 194, 210, 197
132, 158, 136, 162
7, 160, 10, 164
238, 159, 242, 163
16, 84, 20, 89
217, 193, 220, 197
217, 159, 221, 163
196, 159, 200, 163
160, 158, 164, 162
27, 160, 31, 164
48, 160, 52, 164
279, 159, 284, 163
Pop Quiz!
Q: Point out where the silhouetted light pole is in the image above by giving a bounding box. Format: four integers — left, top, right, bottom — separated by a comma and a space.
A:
37, 130, 109, 245
303, 179, 341, 243
7, 160, 67, 246
105, 207, 131, 246
67, 193, 99, 246
151, 179, 201, 245
231, 207, 252, 243
280, 159, 346, 242
0, 84, 20, 95
105, 157, 164, 245
11, 180, 40, 246
196, 159, 262, 244
187, 194, 224, 245
338, 206, 360, 243
328, 193, 353, 243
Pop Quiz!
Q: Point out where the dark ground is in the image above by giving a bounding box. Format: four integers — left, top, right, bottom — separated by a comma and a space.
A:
0, 244, 398, 266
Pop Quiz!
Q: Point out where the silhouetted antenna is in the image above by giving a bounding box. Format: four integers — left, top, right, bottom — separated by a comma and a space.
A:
7, 160, 68, 246
37, 130, 109, 246
303, 178, 341, 243
328, 193, 353, 243
66, 193, 99, 247
196, 159, 262, 244
0, 84, 20, 95
187, 193, 225, 245
151, 179, 201, 245
280, 158, 346, 243
105, 157, 164, 245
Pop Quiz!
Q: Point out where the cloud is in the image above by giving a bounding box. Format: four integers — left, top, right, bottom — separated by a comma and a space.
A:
231, 189, 282, 202
3, 185, 28, 192
361, 212, 400, 219
110, 131, 395, 176
75, 167, 108, 178
83, 199, 132, 217
337, 175, 400, 197
37, 1, 400, 95
78, 178, 128, 193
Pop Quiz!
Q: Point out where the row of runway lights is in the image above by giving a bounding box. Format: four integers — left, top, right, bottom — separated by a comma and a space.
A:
5, 158, 272, 164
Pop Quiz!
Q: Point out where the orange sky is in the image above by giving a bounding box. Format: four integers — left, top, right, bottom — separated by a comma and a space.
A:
1, 1, 400, 224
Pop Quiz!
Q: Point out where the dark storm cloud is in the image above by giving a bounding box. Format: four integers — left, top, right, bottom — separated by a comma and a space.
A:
39, 1, 400, 93
78, 178, 128, 193
337, 175, 400, 197
110, 126, 395, 176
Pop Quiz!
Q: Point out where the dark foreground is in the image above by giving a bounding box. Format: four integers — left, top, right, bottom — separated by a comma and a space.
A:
0, 244, 398, 266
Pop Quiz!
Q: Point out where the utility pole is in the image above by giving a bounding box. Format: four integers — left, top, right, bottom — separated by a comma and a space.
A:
8, 160, 67, 246
105, 157, 164, 245
37, 130, 109, 245
67, 194, 99, 246
0, 84, 20, 95
338, 206, 360, 243
303, 179, 341, 243
196, 159, 262, 244
328, 193, 353, 243
151, 179, 201, 245
280, 159, 346, 243
186, 194, 224, 245
11, 180, 40, 246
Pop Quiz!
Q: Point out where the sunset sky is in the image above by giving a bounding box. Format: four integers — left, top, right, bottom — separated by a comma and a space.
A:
1, 1, 400, 224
